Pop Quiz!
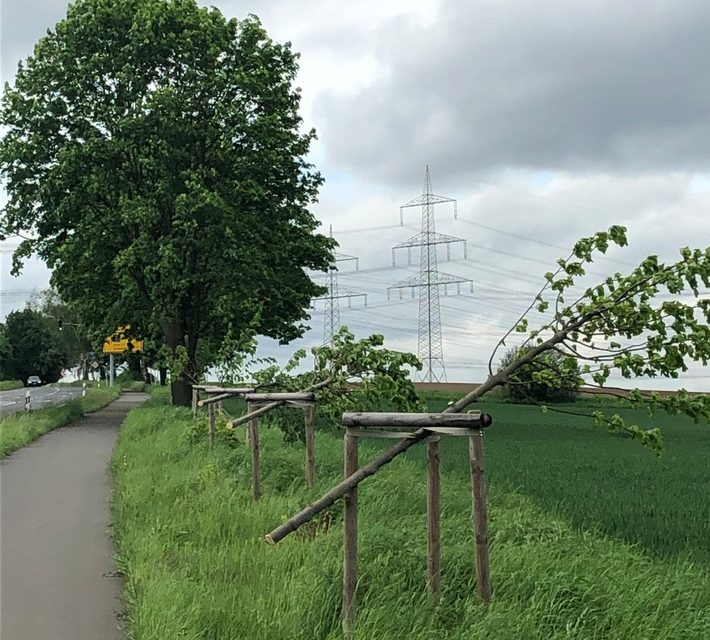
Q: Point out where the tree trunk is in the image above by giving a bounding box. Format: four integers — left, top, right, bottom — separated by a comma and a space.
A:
171, 376, 192, 406
164, 320, 198, 407
159, 367, 167, 386
127, 352, 143, 381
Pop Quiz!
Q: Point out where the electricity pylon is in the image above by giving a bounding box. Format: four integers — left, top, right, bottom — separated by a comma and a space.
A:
388, 167, 472, 382
315, 226, 367, 344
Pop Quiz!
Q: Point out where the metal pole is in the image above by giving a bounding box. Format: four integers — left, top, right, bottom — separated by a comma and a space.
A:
109, 354, 115, 387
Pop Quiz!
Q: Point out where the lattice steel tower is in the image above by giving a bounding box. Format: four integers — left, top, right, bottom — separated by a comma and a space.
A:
388, 167, 472, 382
316, 226, 367, 344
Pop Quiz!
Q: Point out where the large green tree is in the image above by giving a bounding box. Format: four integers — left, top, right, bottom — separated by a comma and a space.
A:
0, 0, 333, 405
3, 308, 68, 384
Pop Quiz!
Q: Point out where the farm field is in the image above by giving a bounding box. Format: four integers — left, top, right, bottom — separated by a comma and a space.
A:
112, 390, 710, 639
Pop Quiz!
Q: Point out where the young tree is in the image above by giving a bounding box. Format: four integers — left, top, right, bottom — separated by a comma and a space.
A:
266, 228, 710, 540
0, 0, 333, 405
460, 226, 710, 448
218, 327, 424, 441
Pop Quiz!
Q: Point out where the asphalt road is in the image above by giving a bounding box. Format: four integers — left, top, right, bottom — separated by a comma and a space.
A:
0, 385, 83, 417
0, 393, 148, 640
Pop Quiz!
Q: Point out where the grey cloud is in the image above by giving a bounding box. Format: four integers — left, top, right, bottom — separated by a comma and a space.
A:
315, 0, 710, 184
1, 0, 69, 82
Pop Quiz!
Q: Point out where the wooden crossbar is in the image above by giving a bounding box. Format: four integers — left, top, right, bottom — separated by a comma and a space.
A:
342, 411, 492, 428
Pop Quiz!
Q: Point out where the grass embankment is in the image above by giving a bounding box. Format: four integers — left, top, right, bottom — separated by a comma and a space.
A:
112, 393, 710, 639
0, 379, 24, 391
0, 387, 120, 457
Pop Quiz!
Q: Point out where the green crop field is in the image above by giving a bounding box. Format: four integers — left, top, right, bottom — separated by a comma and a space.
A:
112, 390, 710, 639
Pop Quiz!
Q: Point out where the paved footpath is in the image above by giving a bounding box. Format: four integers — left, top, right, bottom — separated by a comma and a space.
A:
0, 393, 148, 640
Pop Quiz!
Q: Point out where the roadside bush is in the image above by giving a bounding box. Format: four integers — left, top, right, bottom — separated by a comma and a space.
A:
499, 346, 581, 403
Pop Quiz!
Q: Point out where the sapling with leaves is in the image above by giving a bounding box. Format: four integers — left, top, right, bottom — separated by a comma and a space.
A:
472, 225, 710, 451
223, 328, 425, 439
267, 227, 710, 543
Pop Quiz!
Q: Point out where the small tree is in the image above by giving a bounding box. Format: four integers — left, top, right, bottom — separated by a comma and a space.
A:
499, 346, 581, 403
223, 327, 424, 442
258, 227, 709, 461
448, 226, 710, 450
264, 228, 710, 542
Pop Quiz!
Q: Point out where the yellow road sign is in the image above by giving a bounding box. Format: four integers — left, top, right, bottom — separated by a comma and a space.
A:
103, 325, 144, 354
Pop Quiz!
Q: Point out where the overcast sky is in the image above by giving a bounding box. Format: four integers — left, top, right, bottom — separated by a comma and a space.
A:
1, 0, 709, 389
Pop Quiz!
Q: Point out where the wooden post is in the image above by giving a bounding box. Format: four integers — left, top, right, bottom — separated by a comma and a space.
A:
469, 429, 491, 603
248, 402, 261, 502
427, 437, 441, 605
343, 431, 359, 638
266, 414, 492, 545
304, 404, 316, 488
192, 386, 199, 416
208, 401, 216, 449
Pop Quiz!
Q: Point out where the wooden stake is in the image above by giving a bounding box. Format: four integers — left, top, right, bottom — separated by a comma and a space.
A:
248, 402, 261, 502
343, 431, 358, 638
208, 401, 216, 449
227, 400, 285, 428
267, 416, 493, 545
304, 404, 316, 488
265, 431, 427, 544
469, 430, 491, 603
427, 437, 441, 605
192, 386, 199, 416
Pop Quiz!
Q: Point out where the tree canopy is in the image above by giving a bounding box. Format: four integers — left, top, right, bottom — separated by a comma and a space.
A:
0, 0, 333, 404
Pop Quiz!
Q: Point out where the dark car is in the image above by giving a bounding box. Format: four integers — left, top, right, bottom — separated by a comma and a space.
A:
27, 375, 42, 387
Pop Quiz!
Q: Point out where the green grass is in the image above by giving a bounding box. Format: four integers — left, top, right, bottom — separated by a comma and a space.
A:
423, 394, 710, 564
112, 394, 710, 639
0, 388, 120, 456
121, 381, 148, 392
0, 379, 24, 391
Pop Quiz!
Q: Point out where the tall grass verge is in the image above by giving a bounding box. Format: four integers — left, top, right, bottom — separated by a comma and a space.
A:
0, 388, 120, 456
0, 379, 24, 391
112, 397, 710, 639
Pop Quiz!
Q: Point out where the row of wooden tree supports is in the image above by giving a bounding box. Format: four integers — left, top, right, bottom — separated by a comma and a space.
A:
192, 385, 493, 638
192, 385, 317, 497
